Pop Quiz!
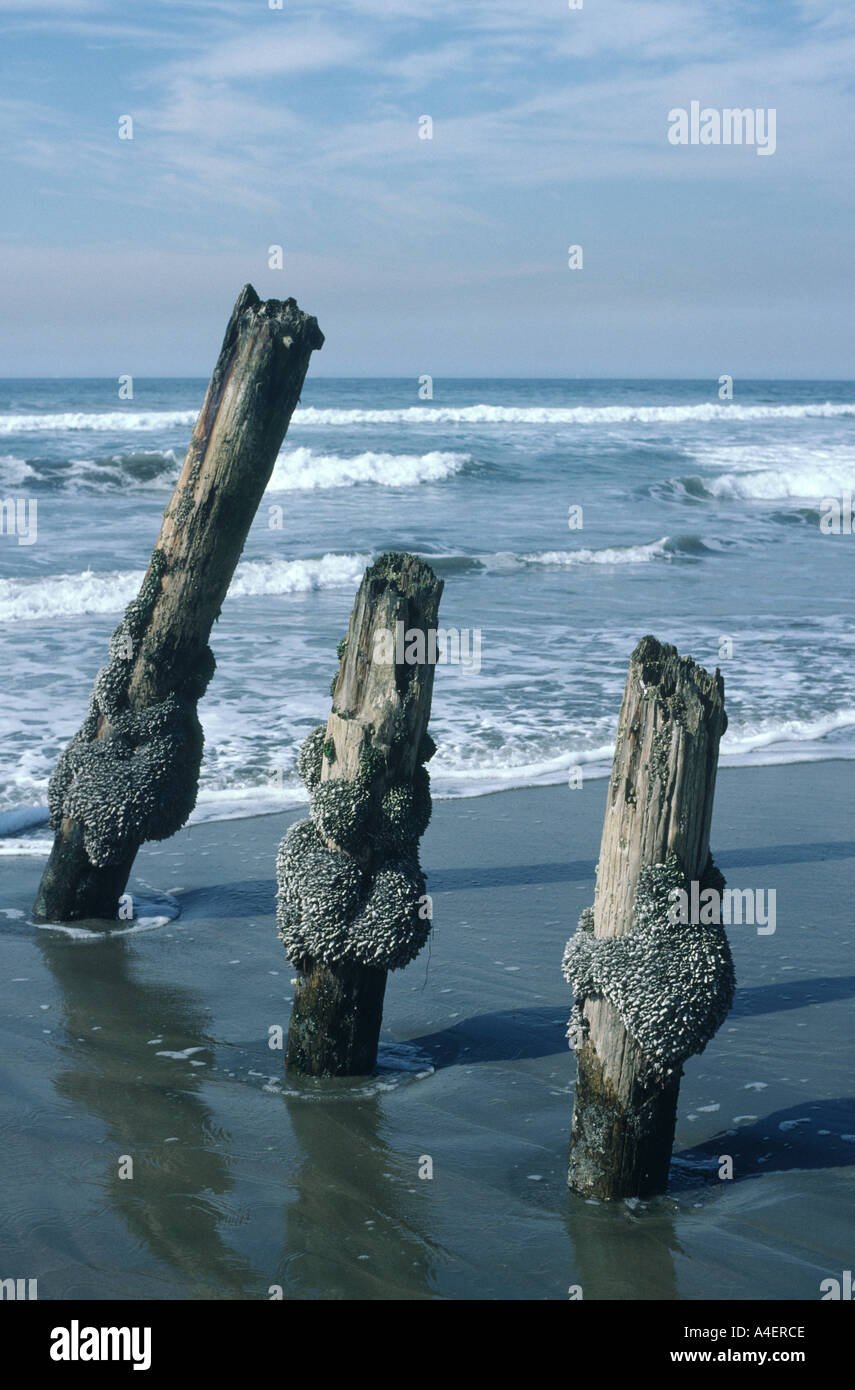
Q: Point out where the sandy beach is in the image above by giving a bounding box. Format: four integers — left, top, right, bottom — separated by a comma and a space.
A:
2, 760, 853, 1300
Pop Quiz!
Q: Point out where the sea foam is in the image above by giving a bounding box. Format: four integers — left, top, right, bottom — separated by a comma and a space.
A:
521, 537, 672, 566
267, 447, 470, 490
289, 403, 855, 427
0, 410, 197, 434
0, 446, 470, 495
0, 552, 372, 622
2, 401, 853, 433
707, 463, 855, 502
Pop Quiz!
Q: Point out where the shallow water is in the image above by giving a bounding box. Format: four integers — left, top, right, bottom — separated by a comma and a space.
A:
1, 766, 853, 1300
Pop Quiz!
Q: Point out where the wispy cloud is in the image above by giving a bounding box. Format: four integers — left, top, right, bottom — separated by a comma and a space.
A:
0, 0, 853, 372
164, 26, 369, 82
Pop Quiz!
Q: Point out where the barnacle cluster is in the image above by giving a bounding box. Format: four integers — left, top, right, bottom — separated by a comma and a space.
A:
48, 552, 213, 867
276, 723, 433, 970
562, 853, 735, 1080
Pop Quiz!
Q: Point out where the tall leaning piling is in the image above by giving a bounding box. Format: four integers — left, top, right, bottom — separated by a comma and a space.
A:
562, 636, 735, 1199
33, 285, 324, 923
277, 553, 443, 1077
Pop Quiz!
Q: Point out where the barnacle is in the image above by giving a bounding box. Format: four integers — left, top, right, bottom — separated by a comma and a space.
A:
296, 724, 326, 791
275, 724, 433, 970
311, 778, 372, 853
562, 854, 735, 1081
48, 564, 212, 867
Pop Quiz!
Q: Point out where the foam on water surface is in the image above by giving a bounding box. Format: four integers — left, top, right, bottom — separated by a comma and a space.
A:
3, 376, 855, 827
0, 552, 371, 622
32, 889, 180, 941
252, 1040, 437, 1102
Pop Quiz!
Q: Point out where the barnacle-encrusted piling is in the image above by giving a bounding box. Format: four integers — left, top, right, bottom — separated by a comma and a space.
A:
563, 636, 734, 1199
33, 285, 324, 923
278, 553, 443, 1076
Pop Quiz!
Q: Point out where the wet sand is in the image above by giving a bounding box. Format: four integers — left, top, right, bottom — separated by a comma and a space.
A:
1, 762, 854, 1300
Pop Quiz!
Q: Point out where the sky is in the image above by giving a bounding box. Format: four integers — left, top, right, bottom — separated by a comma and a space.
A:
0, 0, 853, 377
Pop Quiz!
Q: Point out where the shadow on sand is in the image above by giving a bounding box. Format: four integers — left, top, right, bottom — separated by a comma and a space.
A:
673, 1098, 855, 1187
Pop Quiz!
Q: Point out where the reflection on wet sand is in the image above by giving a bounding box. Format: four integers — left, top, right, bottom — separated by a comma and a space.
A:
38, 932, 257, 1299
564, 1194, 680, 1300
280, 1086, 443, 1299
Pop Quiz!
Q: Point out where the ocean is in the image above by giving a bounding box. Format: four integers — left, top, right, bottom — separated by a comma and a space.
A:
2, 376, 854, 835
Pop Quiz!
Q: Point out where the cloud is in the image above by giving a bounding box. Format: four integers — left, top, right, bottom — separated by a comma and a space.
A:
1, 0, 853, 373
0, 0, 101, 9
158, 25, 368, 82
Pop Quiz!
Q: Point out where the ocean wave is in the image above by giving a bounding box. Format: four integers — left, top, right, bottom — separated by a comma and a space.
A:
190, 707, 855, 811
0, 453, 36, 484
0, 838, 55, 857
2, 401, 854, 434
0, 569, 141, 621
267, 446, 470, 490
768, 506, 822, 527
663, 443, 855, 505
228, 552, 370, 599
0, 552, 372, 623
43, 450, 180, 492
3, 706, 854, 836
419, 554, 487, 577
65, 450, 180, 490
707, 464, 855, 502
0, 446, 469, 494
0, 805, 49, 836
393, 709, 855, 798
0, 410, 197, 434
519, 536, 705, 565
290, 402, 855, 427
668, 468, 851, 505
419, 535, 712, 574
722, 707, 855, 755
0, 535, 706, 623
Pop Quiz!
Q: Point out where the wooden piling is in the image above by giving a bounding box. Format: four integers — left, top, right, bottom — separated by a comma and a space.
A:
279, 553, 443, 1077
33, 285, 323, 923
564, 635, 733, 1199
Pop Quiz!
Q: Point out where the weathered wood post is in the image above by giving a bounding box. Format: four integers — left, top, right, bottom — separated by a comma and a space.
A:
277, 552, 443, 1076
562, 636, 735, 1199
33, 285, 323, 922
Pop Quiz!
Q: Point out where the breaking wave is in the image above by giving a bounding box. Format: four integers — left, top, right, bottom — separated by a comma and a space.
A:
289, 403, 855, 427
266, 447, 470, 490
519, 535, 710, 566
0, 410, 197, 434
0, 533, 713, 623
663, 443, 855, 505
706, 462, 854, 502
0, 553, 371, 623
2, 401, 854, 434
0, 447, 470, 494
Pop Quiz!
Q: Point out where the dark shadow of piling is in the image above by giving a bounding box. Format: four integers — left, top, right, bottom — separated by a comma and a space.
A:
169, 837, 855, 921
427, 861, 595, 892
406, 1005, 570, 1068
404, 975, 855, 1070
175, 880, 277, 919
731, 976, 855, 1017
672, 1098, 855, 1188
717, 840, 855, 870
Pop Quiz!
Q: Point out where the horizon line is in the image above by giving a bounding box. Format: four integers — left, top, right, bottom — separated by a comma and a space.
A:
0, 374, 853, 384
